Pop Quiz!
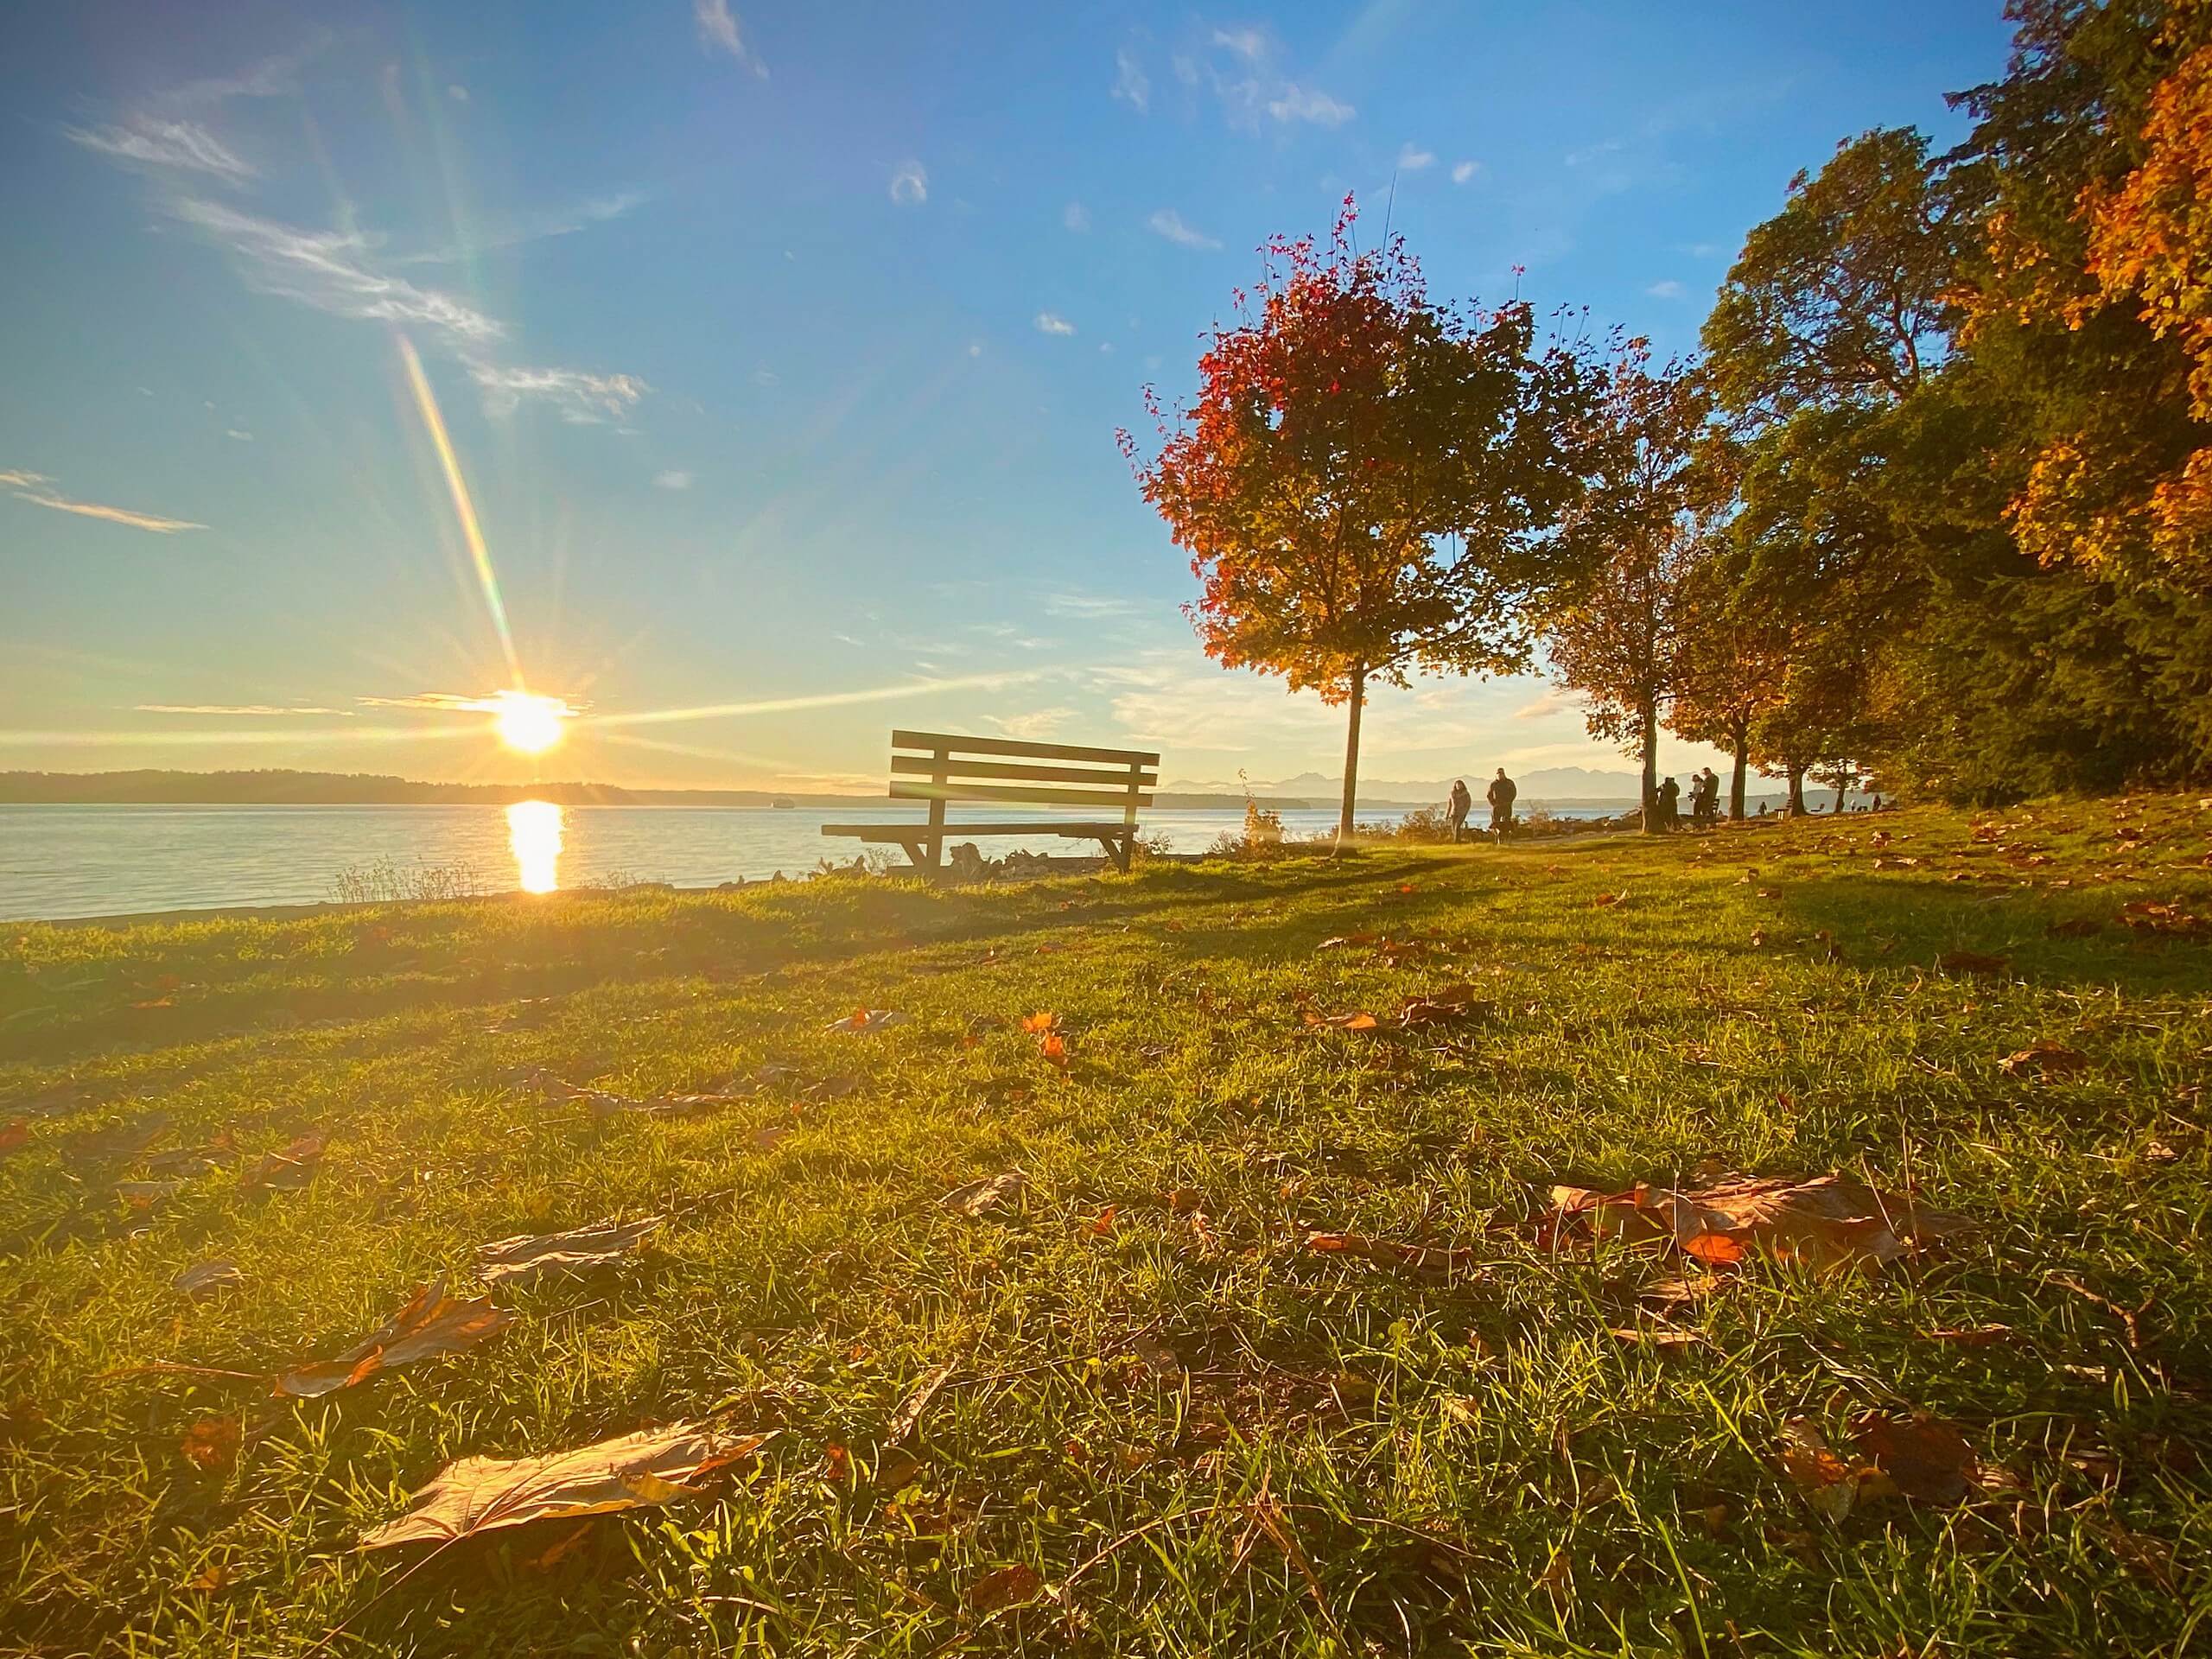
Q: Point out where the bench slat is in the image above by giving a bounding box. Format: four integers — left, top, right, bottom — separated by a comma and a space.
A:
891, 728, 1160, 766
889, 756, 1156, 787
890, 781, 1153, 808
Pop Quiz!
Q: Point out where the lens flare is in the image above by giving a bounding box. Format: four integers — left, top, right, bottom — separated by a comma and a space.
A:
506, 799, 563, 893
396, 333, 522, 688
490, 690, 572, 753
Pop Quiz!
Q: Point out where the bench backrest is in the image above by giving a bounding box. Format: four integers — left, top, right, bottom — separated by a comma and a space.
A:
886, 729, 1158, 821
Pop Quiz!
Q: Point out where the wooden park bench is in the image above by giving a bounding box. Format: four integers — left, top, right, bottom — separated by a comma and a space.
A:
822, 729, 1158, 874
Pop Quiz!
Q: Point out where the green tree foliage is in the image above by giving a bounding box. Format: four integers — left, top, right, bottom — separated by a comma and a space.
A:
1701, 10, 2212, 802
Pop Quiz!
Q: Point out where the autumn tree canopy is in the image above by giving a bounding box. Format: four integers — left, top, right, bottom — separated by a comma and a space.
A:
1124, 200, 1592, 836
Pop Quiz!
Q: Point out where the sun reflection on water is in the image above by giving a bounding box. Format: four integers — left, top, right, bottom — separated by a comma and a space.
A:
506, 800, 563, 893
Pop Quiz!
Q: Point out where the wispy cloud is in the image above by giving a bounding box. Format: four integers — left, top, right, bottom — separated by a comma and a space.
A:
1147, 208, 1220, 251
654, 469, 693, 490
988, 707, 1077, 741
1512, 687, 1582, 721
1266, 84, 1354, 127
3, 469, 204, 534
889, 160, 928, 206
1062, 200, 1090, 232
468, 362, 648, 423
162, 37, 327, 108
695, 0, 766, 76
136, 703, 351, 715
1033, 312, 1077, 336
1646, 279, 1686, 300
171, 197, 503, 349
1451, 160, 1478, 185
1112, 48, 1150, 113
1040, 591, 1144, 619
1211, 26, 1268, 60
67, 118, 254, 182
1397, 143, 1436, 171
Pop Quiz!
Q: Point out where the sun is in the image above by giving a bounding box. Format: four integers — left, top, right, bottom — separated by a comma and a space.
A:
489, 690, 572, 754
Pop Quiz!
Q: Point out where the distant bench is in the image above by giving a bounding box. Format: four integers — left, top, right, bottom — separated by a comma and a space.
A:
822, 729, 1158, 874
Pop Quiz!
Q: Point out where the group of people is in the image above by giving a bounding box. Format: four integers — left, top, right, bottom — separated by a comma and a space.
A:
1442, 764, 1728, 842
1651, 766, 1724, 830
1445, 770, 1517, 842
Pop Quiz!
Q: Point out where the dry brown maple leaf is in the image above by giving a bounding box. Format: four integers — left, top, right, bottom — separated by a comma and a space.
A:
1307, 1231, 1479, 1273
1301, 1009, 1380, 1031
828, 1008, 909, 1034
243, 1132, 325, 1192
276, 1278, 513, 1398
885, 1358, 957, 1446
1551, 1174, 1965, 1271
476, 1217, 663, 1289
181, 1415, 239, 1471
359, 1423, 771, 1549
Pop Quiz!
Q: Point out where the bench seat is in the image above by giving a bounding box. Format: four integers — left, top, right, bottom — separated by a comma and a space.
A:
823, 730, 1157, 874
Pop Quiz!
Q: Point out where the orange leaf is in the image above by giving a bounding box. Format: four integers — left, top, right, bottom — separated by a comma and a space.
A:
0, 1119, 28, 1156
1090, 1205, 1117, 1236
1019, 1011, 1059, 1033
1039, 1032, 1069, 1067
966, 1561, 1045, 1612
181, 1415, 238, 1471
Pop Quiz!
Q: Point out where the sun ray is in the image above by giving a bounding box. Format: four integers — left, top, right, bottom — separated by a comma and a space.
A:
396, 333, 524, 689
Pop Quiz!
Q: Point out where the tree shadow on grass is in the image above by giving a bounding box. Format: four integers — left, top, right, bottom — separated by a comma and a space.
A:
1772, 874, 2210, 997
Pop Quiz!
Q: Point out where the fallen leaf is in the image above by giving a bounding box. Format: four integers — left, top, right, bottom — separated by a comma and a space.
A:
1301, 1009, 1380, 1032
886, 1358, 957, 1446
359, 1423, 769, 1549
941, 1172, 1027, 1217
1549, 1173, 1965, 1271
1018, 1011, 1059, 1033
1592, 890, 1626, 908
477, 1217, 662, 1289
523, 1519, 596, 1573
966, 1561, 1045, 1613
1777, 1419, 1861, 1523
1606, 1324, 1704, 1353
749, 1123, 792, 1153
174, 1260, 244, 1297
1089, 1205, 1117, 1236
276, 1278, 513, 1398
0, 1119, 27, 1156
187, 1561, 232, 1593
181, 1415, 239, 1471
243, 1132, 325, 1192
1166, 1186, 1205, 1213
1855, 1413, 1976, 1504
1039, 1031, 1069, 1068
1999, 1040, 2090, 1077
828, 1008, 909, 1034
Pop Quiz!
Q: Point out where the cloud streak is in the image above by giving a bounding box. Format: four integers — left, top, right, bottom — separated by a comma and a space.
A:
3, 470, 204, 534
468, 362, 648, 423
695, 0, 766, 76
136, 703, 351, 715
1147, 209, 1221, 251
1112, 48, 1150, 112
67, 118, 254, 182
889, 160, 928, 206
1033, 312, 1077, 336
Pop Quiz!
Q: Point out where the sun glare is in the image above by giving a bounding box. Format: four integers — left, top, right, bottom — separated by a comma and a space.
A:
491, 690, 572, 754
506, 799, 563, 893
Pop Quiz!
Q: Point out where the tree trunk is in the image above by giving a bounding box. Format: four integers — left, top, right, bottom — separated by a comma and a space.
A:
1785, 761, 1807, 817
1834, 778, 1848, 815
1728, 718, 1748, 821
1338, 663, 1365, 845
1639, 697, 1661, 836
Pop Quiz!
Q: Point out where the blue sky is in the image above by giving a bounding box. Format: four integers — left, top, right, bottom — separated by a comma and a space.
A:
1, 1, 2014, 791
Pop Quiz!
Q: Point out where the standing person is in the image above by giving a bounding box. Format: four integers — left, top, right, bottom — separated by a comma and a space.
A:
1659, 774, 1681, 831
1487, 767, 1517, 836
1699, 766, 1720, 827
1446, 778, 1472, 843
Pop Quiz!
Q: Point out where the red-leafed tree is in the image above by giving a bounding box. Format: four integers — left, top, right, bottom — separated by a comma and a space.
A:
1122, 199, 1593, 839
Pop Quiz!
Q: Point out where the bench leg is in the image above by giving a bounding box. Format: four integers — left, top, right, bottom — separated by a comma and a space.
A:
1096, 835, 1131, 874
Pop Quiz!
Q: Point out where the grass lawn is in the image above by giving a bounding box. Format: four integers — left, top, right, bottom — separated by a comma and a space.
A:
3, 797, 2209, 1656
